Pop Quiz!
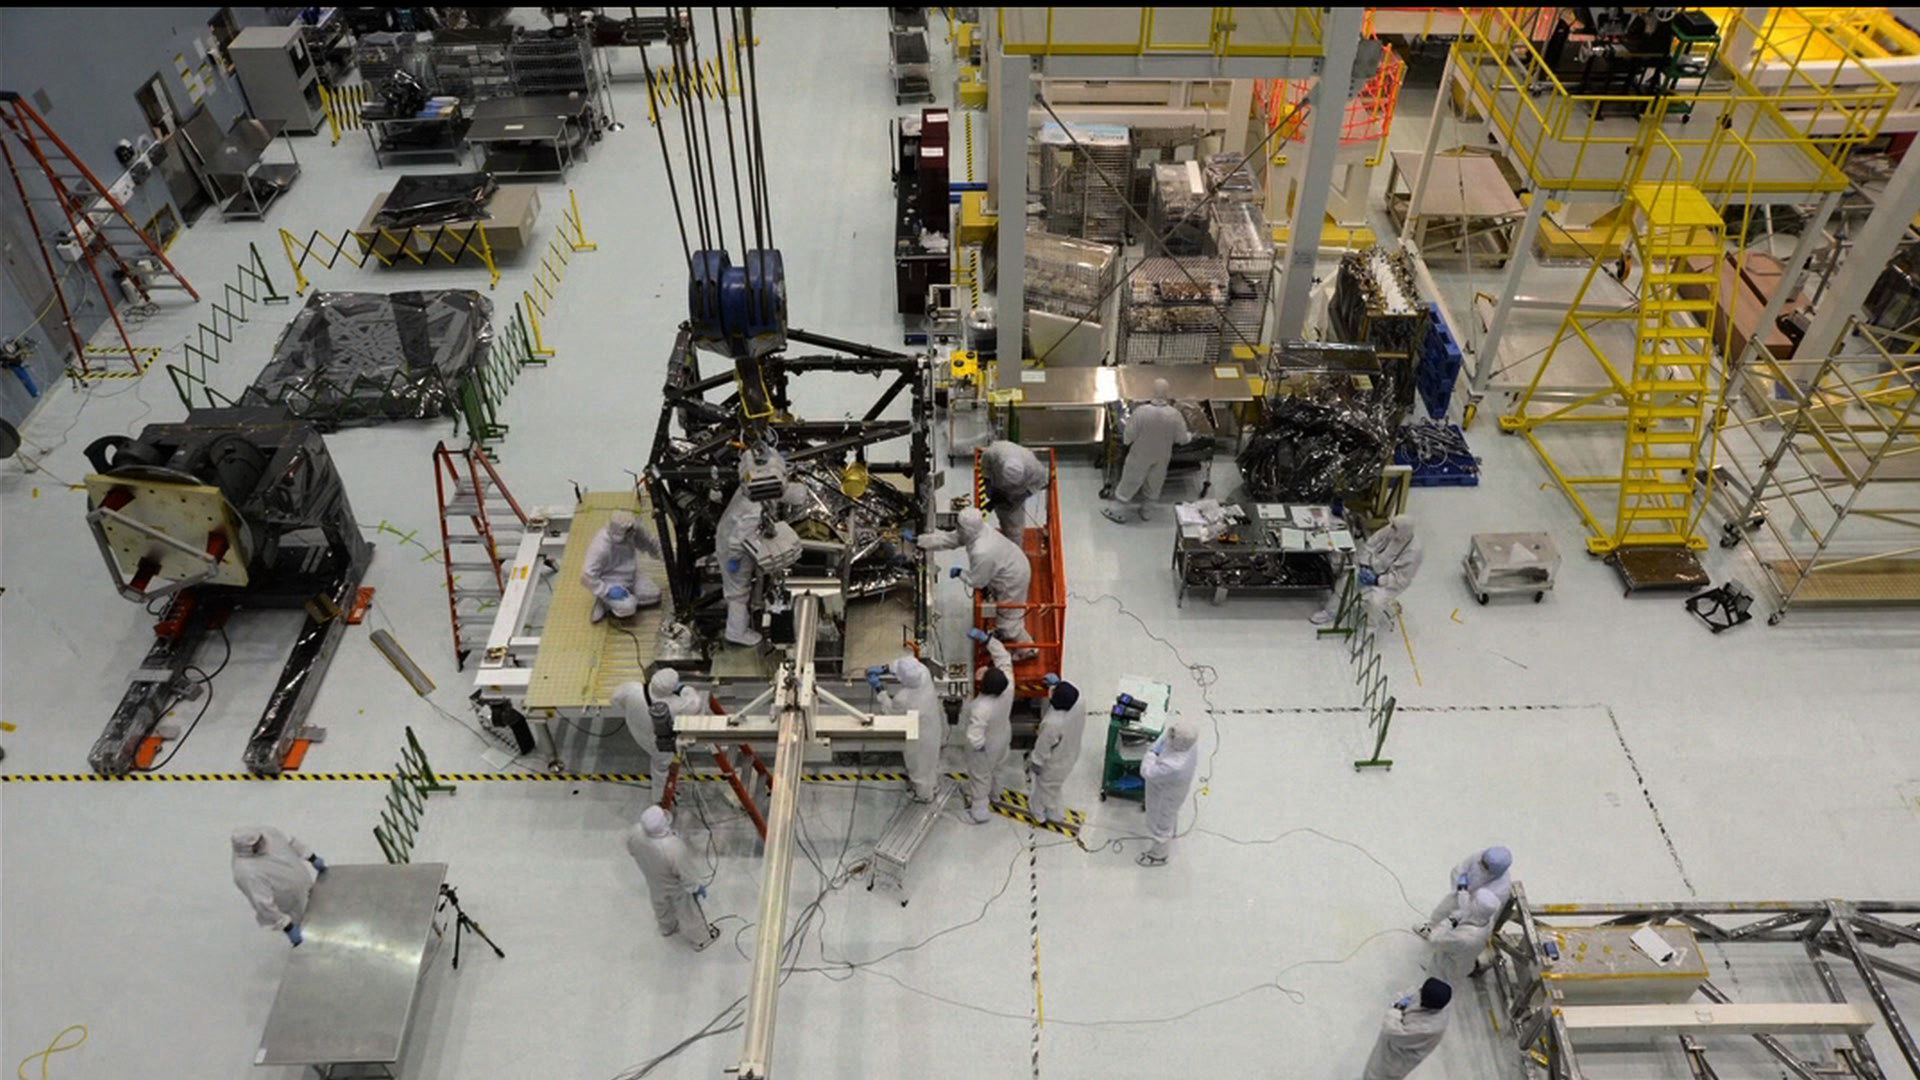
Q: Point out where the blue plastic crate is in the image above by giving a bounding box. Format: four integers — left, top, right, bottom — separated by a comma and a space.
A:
1416, 303, 1464, 419
1395, 422, 1481, 487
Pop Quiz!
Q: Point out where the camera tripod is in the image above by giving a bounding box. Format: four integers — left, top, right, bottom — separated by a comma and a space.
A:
436, 883, 504, 969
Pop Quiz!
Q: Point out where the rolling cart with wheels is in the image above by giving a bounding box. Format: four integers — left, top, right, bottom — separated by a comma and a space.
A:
1098, 677, 1171, 804
1463, 531, 1560, 605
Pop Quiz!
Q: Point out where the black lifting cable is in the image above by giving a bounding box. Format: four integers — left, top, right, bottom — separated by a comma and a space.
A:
730, 6, 765, 255
742, 6, 774, 252
685, 13, 730, 257
670, 10, 713, 253
635, 33, 692, 267
711, 6, 750, 262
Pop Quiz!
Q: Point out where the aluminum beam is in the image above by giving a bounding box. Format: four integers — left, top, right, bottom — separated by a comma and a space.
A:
736, 590, 821, 1080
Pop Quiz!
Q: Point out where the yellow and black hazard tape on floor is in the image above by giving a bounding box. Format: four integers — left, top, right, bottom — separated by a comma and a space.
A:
990, 789, 1084, 837
2, 770, 916, 785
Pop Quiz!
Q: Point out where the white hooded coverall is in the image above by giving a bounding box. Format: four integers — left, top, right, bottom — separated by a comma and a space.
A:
716, 480, 764, 646
1358, 516, 1424, 619
625, 807, 709, 946
613, 672, 707, 805
1429, 847, 1514, 926
962, 636, 1015, 820
1113, 396, 1190, 505
1426, 888, 1501, 985
980, 440, 1049, 542
716, 456, 809, 646
580, 514, 662, 622
1140, 722, 1200, 860
917, 508, 1033, 643
1362, 993, 1451, 1080
231, 827, 315, 931
878, 655, 945, 801
1026, 689, 1086, 824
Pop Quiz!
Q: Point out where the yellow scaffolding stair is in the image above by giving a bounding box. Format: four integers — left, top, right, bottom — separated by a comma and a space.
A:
1500, 175, 1744, 558
1616, 183, 1723, 551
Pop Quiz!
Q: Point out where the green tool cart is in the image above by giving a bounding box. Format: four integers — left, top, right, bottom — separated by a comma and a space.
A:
1099, 676, 1172, 804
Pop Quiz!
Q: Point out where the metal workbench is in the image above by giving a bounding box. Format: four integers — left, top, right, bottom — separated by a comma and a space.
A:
255, 862, 449, 1079
1000, 363, 1260, 448
1172, 501, 1347, 606
464, 94, 592, 179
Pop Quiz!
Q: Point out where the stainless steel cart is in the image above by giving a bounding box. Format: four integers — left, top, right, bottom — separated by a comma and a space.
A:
1463, 531, 1560, 604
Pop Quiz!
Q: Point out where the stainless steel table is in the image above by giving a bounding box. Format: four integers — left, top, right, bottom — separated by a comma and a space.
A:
256, 862, 449, 1078
997, 363, 1261, 447
464, 95, 592, 179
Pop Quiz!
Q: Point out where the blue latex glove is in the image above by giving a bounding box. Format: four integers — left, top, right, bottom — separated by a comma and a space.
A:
901, 527, 917, 543
309, 854, 327, 875
607, 584, 631, 601
966, 627, 990, 643
866, 664, 888, 679
949, 566, 964, 580
1042, 673, 1060, 688
1358, 568, 1379, 587
285, 924, 304, 946
1455, 873, 1470, 891
693, 885, 708, 901
1394, 995, 1413, 1010
726, 558, 742, 575
867, 672, 884, 692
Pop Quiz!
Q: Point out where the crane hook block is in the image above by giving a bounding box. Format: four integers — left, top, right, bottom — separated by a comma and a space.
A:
689, 248, 788, 360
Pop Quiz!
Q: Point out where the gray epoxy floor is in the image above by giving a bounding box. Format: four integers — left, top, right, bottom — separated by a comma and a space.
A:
3, 11, 1918, 1079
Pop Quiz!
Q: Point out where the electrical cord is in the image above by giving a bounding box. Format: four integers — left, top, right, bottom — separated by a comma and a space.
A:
140, 627, 232, 773
15, 1023, 87, 1080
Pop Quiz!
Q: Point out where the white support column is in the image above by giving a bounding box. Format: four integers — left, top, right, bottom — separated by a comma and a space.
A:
1471, 190, 1548, 390
1730, 189, 1840, 374
1719, 8, 1770, 74
1399, 50, 1454, 245
1221, 78, 1254, 155
1798, 146, 1920, 361
994, 51, 1033, 369
1274, 5, 1365, 340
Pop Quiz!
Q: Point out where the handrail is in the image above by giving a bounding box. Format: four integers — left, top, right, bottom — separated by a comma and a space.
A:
1452, 7, 1894, 196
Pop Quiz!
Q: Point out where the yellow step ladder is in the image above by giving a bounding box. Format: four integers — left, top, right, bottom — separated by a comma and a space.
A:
1615, 182, 1724, 550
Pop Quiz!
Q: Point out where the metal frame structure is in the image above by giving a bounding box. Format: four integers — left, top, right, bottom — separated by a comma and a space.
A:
1413, 7, 1897, 397
1390, 9, 1897, 577
644, 324, 935, 658
82, 409, 371, 775
1489, 886, 1920, 1079
987, 7, 1361, 368
1717, 319, 1920, 621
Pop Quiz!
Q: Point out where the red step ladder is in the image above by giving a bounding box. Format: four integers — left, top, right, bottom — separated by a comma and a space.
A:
432, 441, 528, 669
0, 91, 198, 377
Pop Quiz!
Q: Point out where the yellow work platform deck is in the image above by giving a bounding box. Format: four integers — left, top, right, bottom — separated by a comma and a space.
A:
525, 492, 673, 710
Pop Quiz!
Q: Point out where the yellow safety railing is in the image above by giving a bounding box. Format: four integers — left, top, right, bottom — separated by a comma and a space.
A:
997, 7, 1324, 59
316, 82, 368, 146
1451, 8, 1895, 197
523, 190, 600, 359
279, 221, 500, 295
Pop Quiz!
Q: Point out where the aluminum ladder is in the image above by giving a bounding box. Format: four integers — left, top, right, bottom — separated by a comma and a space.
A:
868, 777, 958, 905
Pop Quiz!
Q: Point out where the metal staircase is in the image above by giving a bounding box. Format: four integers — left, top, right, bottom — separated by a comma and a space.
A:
0, 91, 198, 376
1616, 183, 1725, 552
432, 441, 528, 669
1499, 129, 1757, 588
